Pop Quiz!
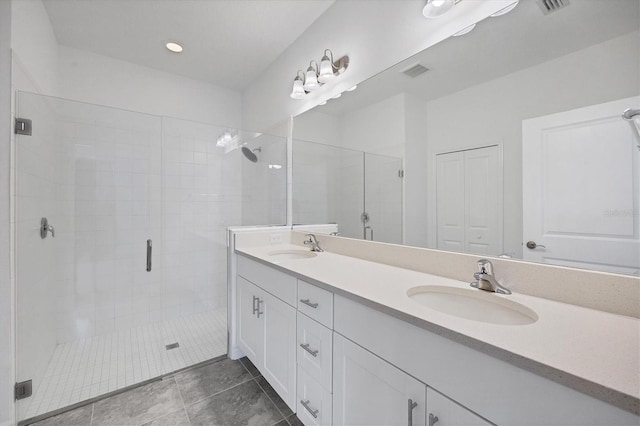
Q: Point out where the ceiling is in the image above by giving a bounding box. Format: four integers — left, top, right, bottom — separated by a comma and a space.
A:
43, 0, 335, 91
318, 0, 640, 116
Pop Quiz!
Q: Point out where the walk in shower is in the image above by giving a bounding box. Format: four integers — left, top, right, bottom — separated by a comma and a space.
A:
14, 92, 286, 421
292, 139, 403, 244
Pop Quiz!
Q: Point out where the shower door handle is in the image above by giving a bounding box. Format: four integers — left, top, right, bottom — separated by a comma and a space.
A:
146, 239, 152, 272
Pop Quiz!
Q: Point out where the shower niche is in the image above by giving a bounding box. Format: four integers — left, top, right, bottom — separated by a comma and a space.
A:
14, 92, 287, 421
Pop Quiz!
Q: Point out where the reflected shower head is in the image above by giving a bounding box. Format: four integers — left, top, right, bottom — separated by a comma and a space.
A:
242, 146, 261, 162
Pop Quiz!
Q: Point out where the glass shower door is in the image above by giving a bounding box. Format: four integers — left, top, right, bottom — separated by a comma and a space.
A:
14, 92, 164, 421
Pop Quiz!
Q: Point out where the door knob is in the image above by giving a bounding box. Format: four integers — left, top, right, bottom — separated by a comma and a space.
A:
526, 240, 546, 250
40, 217, 55, 239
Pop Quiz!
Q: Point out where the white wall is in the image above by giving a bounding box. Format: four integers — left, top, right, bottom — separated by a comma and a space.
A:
242, 0, 517, 133
340, 93, 405, 158
57, 46, 242, 128
0, 1, 13, 424
403, 94, 428, 247
425, 31, 640, 256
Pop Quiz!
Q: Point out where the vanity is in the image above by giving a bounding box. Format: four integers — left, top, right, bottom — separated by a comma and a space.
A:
229, 230, 640, 426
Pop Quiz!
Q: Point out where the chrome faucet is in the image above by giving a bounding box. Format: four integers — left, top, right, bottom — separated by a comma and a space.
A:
470, 259, 511, 295
303, 234, 324, 252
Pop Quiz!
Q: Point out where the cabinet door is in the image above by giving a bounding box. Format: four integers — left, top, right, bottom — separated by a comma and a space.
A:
426, 388, 492, 426
262, 290, 297, 411
236, 277, 262, 364
333, 333, 426, 426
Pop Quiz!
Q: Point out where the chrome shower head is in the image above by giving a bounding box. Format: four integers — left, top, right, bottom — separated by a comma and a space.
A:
242, 146, 261, 163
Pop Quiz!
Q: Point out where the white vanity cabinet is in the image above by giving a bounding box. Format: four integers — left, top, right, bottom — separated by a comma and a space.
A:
236, 257, 297, 410
426, 388, 492, 426
333, 333, 426, 426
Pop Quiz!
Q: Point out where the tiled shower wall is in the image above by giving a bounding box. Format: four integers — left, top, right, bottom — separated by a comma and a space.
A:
162, 117, 244, 321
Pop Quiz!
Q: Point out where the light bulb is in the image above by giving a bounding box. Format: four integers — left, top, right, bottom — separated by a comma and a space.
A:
422, 0, 455, 18
453, 23, 476, 37
290, 77, 305, 100
303, 65, 320, 92
318, 54, 335, 84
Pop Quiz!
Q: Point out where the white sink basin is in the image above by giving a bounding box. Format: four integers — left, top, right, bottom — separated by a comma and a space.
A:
407, 286, 538, 325
268, 249, 318, 261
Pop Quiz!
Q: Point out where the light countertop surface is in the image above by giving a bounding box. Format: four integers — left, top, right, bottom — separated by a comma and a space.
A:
236, 243, 640, 415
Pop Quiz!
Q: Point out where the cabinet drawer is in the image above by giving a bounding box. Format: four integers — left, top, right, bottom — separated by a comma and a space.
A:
237, 254, 297, 306
297, 367, 333, 426
297, 280, 333, 328
297, 312, 332, 391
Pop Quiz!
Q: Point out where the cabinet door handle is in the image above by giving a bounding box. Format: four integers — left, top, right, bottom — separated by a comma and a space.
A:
408, 399, 418, 426
428, 413, 439, 426
256, 298, 263, 318
299, 343, 319, 357
300, 299, 318, 309
300, 399, 319, 419
252, 296, 258, 315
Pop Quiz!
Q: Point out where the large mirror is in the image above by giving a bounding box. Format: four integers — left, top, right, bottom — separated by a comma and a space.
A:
293, 0, 640, 275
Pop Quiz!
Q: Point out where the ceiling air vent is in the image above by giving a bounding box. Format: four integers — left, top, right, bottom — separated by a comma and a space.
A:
400, 63, 429, 78
536, 0, 570, 15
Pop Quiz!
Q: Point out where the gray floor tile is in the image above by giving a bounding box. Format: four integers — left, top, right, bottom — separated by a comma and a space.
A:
238, 356, 260, 377
28, 403, 93, 426
273, 420, 288, 426
91, 378, 184, 426
255, 376, 294, 418
175, 358, 253, 405
142, 409, 190, 426
186, 380, 284, 426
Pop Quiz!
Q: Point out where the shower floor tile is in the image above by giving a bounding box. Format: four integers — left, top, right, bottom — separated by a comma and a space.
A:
25, 308, 227, 420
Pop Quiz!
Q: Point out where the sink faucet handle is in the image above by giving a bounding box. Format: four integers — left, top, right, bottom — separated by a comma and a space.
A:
477, 259, 493, 275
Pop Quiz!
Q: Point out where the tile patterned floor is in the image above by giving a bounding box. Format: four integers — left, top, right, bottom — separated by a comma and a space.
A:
26, 309, 228, 419
29, 357, 303, 426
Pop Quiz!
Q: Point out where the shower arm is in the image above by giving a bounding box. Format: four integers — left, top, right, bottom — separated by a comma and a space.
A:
622, 108, 640, 151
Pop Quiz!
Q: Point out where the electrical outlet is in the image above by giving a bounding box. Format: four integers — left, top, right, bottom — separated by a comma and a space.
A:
270, 233, 282, 244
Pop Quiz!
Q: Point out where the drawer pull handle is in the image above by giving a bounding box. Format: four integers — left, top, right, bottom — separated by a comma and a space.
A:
252, 296, 258, 315
300, 399, 319, 418
300, 299, 319, 309
300, 343, 319, 357
428, 413, 439, 426
256, 298, 264, 318
408, 399, 418, 426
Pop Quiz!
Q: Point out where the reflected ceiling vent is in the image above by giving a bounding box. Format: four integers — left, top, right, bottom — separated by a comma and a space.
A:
536, 0, 570, 15
400, 63, 429, 78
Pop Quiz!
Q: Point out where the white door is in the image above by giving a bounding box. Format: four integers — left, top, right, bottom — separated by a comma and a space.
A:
436, 146, 501, 255
236, 277, 262, 364
262, 290, 297, 411
426, 388, 492, 426
523, 97, 640, 274
333, 333, 426, 426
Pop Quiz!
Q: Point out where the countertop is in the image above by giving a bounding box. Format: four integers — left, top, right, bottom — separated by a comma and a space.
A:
235, 243, 640, 416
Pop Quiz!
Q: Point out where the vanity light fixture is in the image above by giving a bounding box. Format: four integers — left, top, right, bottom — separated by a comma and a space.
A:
453, 23, 476, 36
490, 0, 519, 17
422, 0, 457, 19
165, 42, 183, 53
290, 49, 349, 100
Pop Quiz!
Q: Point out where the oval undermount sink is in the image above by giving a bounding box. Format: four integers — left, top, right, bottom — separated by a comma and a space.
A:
407, 286, 538, 326
268, 249, 318, 261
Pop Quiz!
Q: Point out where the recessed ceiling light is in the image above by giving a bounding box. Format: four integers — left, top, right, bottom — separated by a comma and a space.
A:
166, 42, 183, 53
346, 85, 358, 92
319, 100, 327, 105
332, 93, 342, 99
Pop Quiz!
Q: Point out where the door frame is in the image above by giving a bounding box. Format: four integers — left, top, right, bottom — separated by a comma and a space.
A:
428, 143, 504, 255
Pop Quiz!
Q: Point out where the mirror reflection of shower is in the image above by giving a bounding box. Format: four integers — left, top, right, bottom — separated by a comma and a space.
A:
622, 108, 640, 150
242, 146, 261, 162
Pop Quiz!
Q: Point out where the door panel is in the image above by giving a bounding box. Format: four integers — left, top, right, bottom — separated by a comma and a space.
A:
236, 277, 261, 364
333, 333, 426, 426
523, 97, 640, 274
